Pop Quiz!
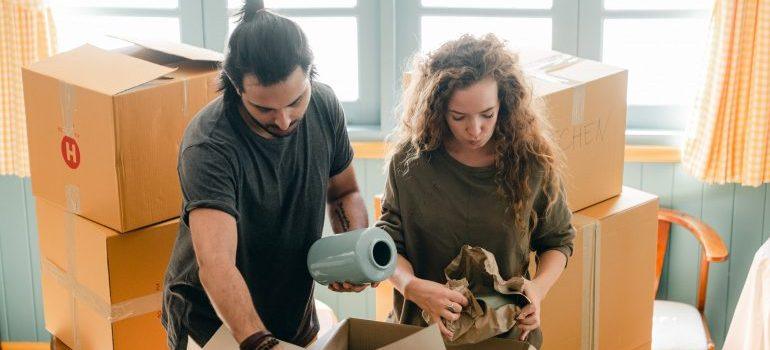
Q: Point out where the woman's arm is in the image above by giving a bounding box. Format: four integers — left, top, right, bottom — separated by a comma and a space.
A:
377, 157, 467, 339
519, 183, 576, 340
389, 255, 468, 339
532, 249, 568, 299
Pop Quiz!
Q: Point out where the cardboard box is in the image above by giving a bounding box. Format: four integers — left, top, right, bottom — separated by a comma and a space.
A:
539, 186, 658, 350
22, 37, 222, 232
519, 49, 628, 211
374, 187, 658, 350
535, 214, 596, 350
576, 186, 658, 350
36, 198, 178, 350
310, 319, 535, 350
194, 318, 533, 350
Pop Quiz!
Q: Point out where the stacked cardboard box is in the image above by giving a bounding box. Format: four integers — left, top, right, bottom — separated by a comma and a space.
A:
23, 37, 222, 350
373, 49, 658, 350
537, 187, 658, 350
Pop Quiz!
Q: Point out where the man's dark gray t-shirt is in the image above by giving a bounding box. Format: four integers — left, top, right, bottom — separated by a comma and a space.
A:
162, 82, 353, 349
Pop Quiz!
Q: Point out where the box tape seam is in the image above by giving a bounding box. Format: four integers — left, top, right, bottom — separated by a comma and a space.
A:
572, 85, 586, 126
50, 188, 162, 349
60, 82, 74, 137
572, 214, 597, 350
593, 221, 601, 350
522, 53, 587, 126
42, 259, 163, 323
182, 79, 189, 117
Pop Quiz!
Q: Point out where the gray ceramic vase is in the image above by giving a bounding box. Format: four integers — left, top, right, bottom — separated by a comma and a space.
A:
307, 227, 397, 285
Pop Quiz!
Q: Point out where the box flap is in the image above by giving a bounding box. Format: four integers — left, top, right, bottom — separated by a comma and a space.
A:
518, 48, 625, 86
26, 44, 175, 96
577, 186, 658, 220
311, 319, 446, 350
310, 319, 350, 350
110, 34, 224, 62
379, 324, 445, 350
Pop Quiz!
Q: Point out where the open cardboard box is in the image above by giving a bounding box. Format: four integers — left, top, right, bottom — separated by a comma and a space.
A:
311, 319, 535, 350
198, 318, 534, 350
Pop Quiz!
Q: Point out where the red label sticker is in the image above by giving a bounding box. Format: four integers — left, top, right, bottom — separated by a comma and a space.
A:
60, 136, 81, 169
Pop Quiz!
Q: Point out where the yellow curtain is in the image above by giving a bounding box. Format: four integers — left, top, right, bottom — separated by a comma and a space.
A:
0, 0, 56, 177
682, 0, 770, 186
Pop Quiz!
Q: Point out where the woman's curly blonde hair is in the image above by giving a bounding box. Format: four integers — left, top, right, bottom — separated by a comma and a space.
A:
390, 34, 567, 233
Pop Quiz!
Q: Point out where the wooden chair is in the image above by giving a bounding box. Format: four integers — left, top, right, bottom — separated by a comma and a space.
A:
653, 208, 729, 350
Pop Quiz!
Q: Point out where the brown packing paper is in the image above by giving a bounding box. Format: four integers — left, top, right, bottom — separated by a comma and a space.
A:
23, 38, 221, 232
36, 198, 177, 350
421, 246, 529, 345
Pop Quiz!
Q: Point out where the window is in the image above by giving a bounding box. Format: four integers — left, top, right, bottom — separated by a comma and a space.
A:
52, 0, 712, 144
592, 3, 711, 135
48, 0, 201, 52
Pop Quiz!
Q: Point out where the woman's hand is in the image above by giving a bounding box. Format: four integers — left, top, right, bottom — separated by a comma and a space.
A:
404, 278, 468, 339
517, 279, 544, 341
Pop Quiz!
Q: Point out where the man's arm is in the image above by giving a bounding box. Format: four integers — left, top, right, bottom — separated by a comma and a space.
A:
325, 165, 372, 292
189, 208, 264, 343
326, 165, 368, 233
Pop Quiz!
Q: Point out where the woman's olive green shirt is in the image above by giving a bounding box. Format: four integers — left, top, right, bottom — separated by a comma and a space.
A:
375, 146, 575, 347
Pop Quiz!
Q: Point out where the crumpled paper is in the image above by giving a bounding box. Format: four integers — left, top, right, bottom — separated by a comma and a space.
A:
422, 245, 531, 345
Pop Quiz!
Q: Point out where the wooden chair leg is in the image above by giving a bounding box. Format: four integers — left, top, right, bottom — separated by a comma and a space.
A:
700, 313, 715, 350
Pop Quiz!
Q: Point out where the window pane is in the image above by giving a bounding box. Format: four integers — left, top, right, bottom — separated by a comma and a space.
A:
604, 0, 712, 10
421, 0, 552, 9
603, 18, 709, 106
53, 14, 180, 52
228, 0, 356, 9
228, 17, 359, 102
421, 16, 552, 52
49, 0, 177, 9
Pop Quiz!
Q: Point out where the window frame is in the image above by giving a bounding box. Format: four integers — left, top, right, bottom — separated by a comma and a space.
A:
52, 0, 712, 145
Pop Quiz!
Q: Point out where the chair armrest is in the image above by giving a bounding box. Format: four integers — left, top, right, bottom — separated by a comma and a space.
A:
658, 208, 728, 262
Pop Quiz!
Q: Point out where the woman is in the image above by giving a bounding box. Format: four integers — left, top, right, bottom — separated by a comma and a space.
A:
376, 34, 575, 348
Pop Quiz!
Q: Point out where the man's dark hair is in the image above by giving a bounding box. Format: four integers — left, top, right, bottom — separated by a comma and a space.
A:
220, 0, 316, 102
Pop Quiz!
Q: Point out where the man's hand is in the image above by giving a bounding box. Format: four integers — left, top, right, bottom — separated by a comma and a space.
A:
328, 281, 380, 293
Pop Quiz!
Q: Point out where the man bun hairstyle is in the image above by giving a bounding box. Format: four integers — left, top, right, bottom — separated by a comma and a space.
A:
220, 0, 316, 101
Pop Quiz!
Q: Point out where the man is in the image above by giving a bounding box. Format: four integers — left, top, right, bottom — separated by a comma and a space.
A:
161, 2, 372, 349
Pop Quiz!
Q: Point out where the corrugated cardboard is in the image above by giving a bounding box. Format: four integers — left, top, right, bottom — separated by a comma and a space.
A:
36, 198, 178, 350
518, 49, 628, 212
401, 48, 627, 212
310, 319, 535, 350
536, 214, 596, 350
538, 186, 658, 350
22, 38, 222, 232
576, 186, 658, 350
